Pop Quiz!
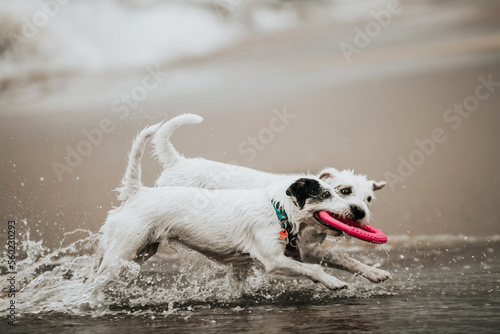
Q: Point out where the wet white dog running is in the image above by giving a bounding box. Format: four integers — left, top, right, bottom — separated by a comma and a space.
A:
95, 123, 362, 290
143, 114, 391, 283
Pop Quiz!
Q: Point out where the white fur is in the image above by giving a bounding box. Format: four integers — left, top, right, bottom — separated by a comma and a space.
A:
152, 114, 386, 227
152, 113, 203, 168
146, 114, 391, 283
96, 125, 353, 289
116, 121, 165, 202
97, 115, 391, 286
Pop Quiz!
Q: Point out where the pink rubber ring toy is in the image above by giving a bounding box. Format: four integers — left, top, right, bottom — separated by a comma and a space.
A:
317, 211, 387, 244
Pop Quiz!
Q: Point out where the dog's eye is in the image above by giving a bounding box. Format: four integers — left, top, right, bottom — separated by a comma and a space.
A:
340, 188, 352, 195
367, 196, 372, 203
321, 191, 331, 199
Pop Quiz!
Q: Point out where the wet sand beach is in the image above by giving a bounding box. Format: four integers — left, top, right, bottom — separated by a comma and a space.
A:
2, 1, 500, 245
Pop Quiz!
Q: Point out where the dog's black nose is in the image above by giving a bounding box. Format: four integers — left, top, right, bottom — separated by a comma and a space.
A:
350, 205, 365, 220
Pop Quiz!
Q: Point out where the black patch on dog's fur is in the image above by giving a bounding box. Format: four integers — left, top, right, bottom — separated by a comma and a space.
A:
286, 178, 324, 209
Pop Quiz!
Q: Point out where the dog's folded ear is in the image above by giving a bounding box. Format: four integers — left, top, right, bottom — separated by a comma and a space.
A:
372, 181, 386, 191
286, 178, 322, 209
317, 168, 339, 180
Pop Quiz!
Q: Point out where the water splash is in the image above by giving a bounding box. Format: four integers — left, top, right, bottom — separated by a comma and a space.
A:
1, 228, 398, 318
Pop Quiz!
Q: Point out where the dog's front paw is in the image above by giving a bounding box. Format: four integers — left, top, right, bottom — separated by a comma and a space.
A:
364, 268, 391, 283
324, 277, 348, 290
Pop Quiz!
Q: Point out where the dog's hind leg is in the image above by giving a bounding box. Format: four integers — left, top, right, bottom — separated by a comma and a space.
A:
227, 263, 250, 295
96, 233, 151, 275
91, 246, 105, 273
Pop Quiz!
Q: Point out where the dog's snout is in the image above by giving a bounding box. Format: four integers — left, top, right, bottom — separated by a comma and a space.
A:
350, 205, 365, 220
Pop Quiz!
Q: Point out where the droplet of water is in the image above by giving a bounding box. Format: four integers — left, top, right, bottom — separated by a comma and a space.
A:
40, 177, 45, 181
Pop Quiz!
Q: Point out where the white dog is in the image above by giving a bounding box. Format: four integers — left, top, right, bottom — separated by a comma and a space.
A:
138, 114, 390, 283
95, 124, 359, 290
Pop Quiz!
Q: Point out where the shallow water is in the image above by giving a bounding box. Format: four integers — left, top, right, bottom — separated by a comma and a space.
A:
2, 235, 499, 333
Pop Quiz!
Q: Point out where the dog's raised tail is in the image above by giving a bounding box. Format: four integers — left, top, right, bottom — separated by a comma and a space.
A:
152, 113, 203, 168
116, 121, 165, 202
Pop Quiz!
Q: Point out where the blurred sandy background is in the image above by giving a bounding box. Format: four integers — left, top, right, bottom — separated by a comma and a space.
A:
1, 0, 500, 248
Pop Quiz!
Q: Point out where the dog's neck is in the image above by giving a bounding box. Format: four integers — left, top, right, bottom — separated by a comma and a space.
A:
266, 179, 301, 236
271, 200, 298, 247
